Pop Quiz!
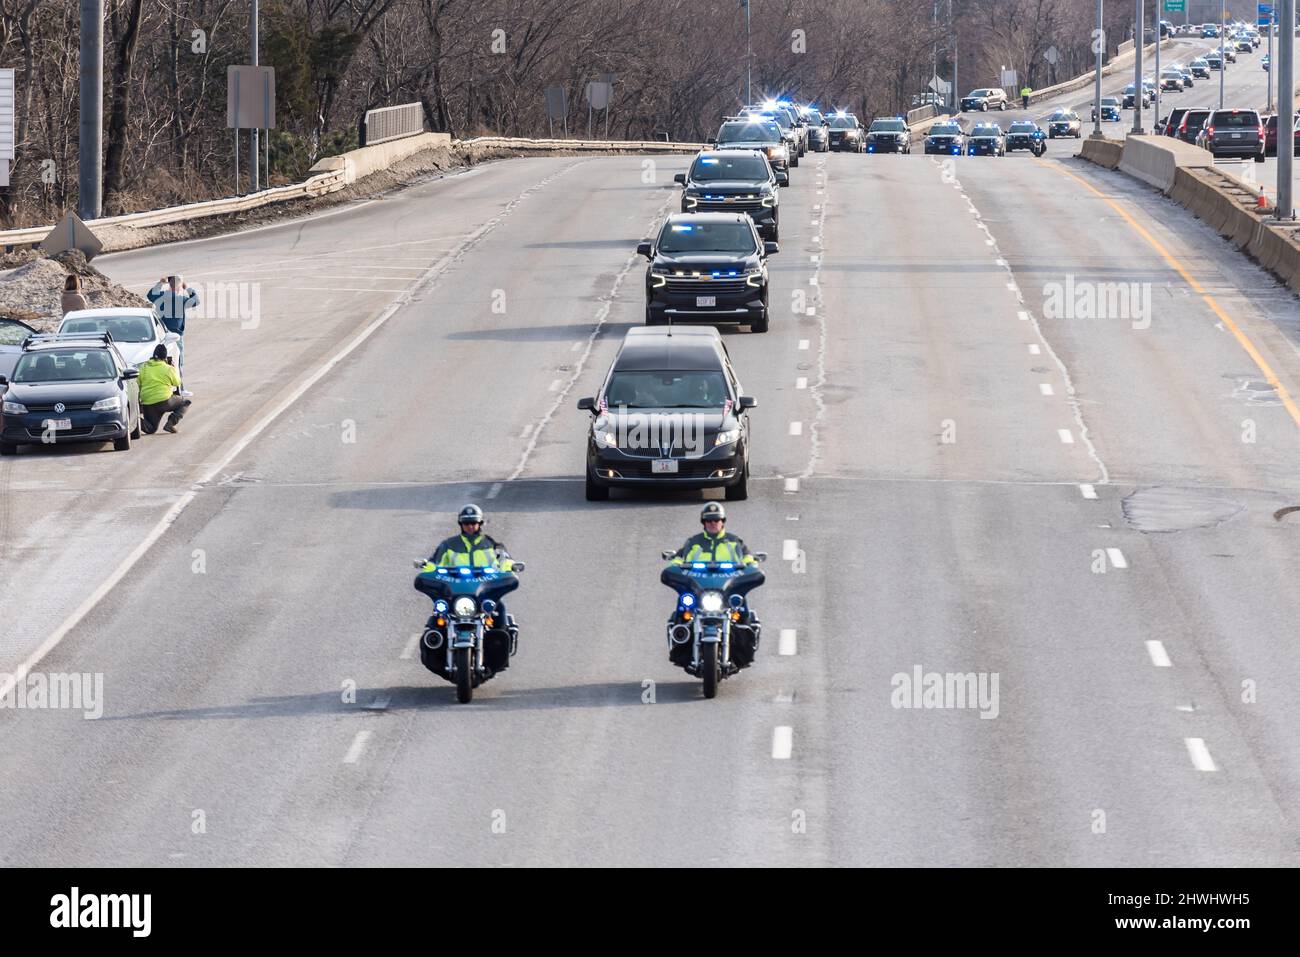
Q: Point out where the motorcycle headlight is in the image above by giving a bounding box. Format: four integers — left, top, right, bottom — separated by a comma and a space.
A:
745, 268, 763, 288
452, 596, 476, 616
2, 400, 27, 415
593, 427, 619, 449
714, 428, 740, 447
701, 591, 724, 613
91, 395, 121, 412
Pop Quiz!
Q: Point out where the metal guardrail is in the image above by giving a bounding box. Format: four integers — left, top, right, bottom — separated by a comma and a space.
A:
457, 136, 704, 153
364, 103, 424, 146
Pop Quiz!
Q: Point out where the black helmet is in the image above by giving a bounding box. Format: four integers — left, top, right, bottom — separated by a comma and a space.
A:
457, 504, 485, 525
700, 502, 726, 524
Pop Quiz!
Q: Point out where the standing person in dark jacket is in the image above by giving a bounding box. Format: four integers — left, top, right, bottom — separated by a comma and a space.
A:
146, 274, 200, 387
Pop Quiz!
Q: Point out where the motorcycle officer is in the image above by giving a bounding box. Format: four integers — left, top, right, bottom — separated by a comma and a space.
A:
424, 504, 519, 647
666, 502, 761, 664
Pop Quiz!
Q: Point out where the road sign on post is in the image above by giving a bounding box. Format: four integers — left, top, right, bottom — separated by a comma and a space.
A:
1044, 46, 1060, 64
927, 75, 951, 96
0, 68, 14, 189
1164, 0, 1186, 12
40, 212, 103, 261
1000, 68, 1018, 88
1259, 2, 1274, 26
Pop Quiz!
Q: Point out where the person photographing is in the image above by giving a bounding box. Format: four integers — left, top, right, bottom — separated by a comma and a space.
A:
146, 274, 199, 390
137, 344, 191, 434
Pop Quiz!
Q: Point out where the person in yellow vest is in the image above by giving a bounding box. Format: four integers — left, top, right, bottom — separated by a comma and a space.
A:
1021, 86, 1033, 109
137, 344, 191, 435
670, 502, 758, 565
424, 503, 518, 649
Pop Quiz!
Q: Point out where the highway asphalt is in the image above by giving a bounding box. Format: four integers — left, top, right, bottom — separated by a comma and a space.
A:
1, 41, 1299, 866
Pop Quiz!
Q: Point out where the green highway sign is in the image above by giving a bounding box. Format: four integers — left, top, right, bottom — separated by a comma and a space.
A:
1163, 0, 1185, 11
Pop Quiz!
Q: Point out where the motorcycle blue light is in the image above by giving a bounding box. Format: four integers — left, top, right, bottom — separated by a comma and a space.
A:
458, 566, 472, 576
681, 594, 696, 608
434, 599, 449, 613
692, 562, 707, 570
719, 562, 735, 570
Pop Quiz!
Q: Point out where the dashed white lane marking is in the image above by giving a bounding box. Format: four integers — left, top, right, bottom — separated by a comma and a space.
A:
1176, 704, 1195, 712
1028, 343, 1041, 355
810, 220, 818, 226
808, 277, 818, 285
547, 379, 562, 391
796, 377, 807, 389
774, 691, 795, 703
772, 726, 794, 759
805, 307, 815, 316
487, 482, 503, 499
570, 341, 583, 351
1146, 640, 1172, 667
784, 478, 799, 492
779, 629, 797, 655
811, 235, 821, 243
1079, 483, 1098, 499
985, 239, 995, 245
518, 424, 533, 438
782, 539, 799, 560
1018, 311, 1030, 322
1185, 737, 1217, 772
813, 204, 820, 210
996, 258, 1007, 266
798, 339, 809, 350
400, 633, 422, 660
810, 254, 819, 262
789, 421, 803, 435
1039, 383, 1054, 396
1106, 547, 1128, 569
1005, 281, 1018, 291
1058, 429, 1075, 444
343, 731, 372, 764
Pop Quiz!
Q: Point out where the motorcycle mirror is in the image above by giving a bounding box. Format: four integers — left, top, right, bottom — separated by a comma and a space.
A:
512, 561, 526, 572
412, 560, 426, 569
752, 551, 768, 563
661, 550, 676, 561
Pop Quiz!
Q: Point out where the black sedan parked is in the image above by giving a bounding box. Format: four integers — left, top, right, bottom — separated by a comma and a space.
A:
0, 333, 142, 454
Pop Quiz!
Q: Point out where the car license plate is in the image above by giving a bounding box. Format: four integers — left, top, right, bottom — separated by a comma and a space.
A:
652, 459, 679, 474
43, 418, 71, 431
696, 296, 716, 307
1232, 132, 1241, 138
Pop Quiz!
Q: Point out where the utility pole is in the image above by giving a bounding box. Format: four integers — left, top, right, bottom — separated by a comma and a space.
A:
1280, 0, 1295, 218
951, 0, 959, 113
78, 0, 103, 220
1269, 9, 1275, 113
1220, 0, 1226, 109
250, 0, 259, 192
1133, 0, 1145, 134
1093, 0, 1104, 138
1155, 7, 1161, 133
741, 0, 752, 104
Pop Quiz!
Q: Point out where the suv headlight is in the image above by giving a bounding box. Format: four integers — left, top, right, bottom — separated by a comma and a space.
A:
593, 427, 619, 449
452, 596, 476, 616
650, 269, 667, 288
714, 428, 740, 447
2, 400, 27, 415
760, 192, 775, 207
683, 194, 698, 209
91, 395, 121, 412
745, 268, 764, 288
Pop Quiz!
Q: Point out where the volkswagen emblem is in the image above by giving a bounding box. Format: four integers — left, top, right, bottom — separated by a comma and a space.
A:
53, 403, 66, 414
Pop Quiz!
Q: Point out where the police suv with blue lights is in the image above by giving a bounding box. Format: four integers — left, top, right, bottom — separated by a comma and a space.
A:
675, 150, 783, 239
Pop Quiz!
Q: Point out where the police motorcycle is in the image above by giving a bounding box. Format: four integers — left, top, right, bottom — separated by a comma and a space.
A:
659, 550, 767, 698
412, 560, 524, 703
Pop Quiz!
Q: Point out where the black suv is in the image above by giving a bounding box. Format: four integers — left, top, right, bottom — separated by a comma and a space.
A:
675, 150, 783, 240
640, 213, 777, 332
865, 117, 911, 153
713, 118, 789, 172
577, 327, 755, 501
0, 333, 142, 454
826, 113, 864, 151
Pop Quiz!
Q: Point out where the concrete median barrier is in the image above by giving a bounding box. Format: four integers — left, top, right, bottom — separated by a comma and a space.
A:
1117, 135, 1214, 193
1080, 137, 1123, 169
308, 132, 452, 184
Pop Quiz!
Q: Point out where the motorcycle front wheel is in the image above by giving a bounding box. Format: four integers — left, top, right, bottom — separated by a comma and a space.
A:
701, 643, 719, 699
455, 646, 474, 703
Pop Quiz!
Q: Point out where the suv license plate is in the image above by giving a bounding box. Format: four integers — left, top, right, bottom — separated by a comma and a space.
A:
652, 459, 679, 474
44, 418, 71, 431
1232, 132, 1241, 138
696, 296, 716, 307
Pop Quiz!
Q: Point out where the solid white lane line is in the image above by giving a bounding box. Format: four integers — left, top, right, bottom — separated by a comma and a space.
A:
772, 727, 793, 759
796, 377, 807, 389
1185, 737, 1217, 772
344, 731, 372, 764
779, 629, 797, 655
1039, 383, 1054, 395
789, 421, 803, 435
400, 633, 422, 660
798, 339, 809, 350
487, 482, 503, 499
1058, 429, 1074, 444
1146, 640, 1172, 667
1106, 547, 1127, 569
784, 478, 799, 492
1079, 483, 1097, 499
782, 539, 799, 560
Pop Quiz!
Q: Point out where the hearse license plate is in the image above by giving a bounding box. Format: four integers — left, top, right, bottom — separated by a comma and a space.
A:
696, 296, 716, 307
652, 459, 679, 474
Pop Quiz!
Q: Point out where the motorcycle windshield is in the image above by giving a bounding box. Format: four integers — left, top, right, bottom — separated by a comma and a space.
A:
660, 562, 766, 599
414, 566, 520, 603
